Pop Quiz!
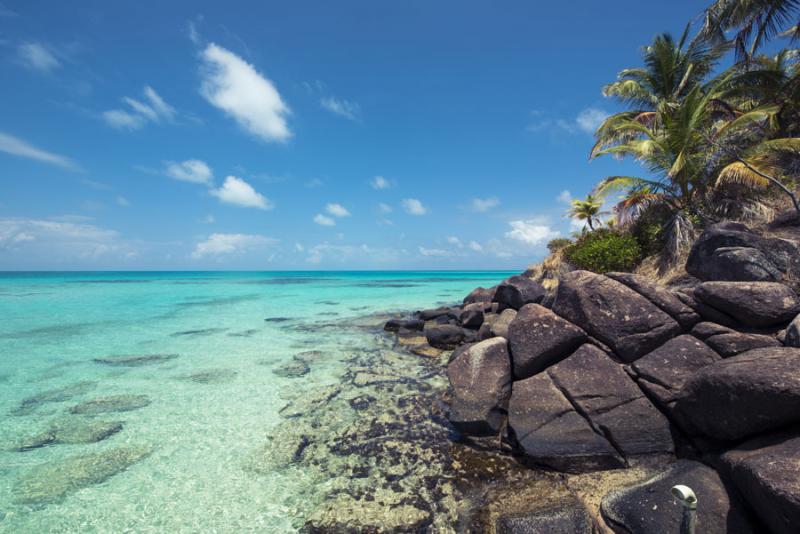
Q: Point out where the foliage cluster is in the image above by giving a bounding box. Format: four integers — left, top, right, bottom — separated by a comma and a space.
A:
564, 229, 642, 274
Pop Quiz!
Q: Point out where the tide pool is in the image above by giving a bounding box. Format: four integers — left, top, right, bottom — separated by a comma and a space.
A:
0, 271, 513, 532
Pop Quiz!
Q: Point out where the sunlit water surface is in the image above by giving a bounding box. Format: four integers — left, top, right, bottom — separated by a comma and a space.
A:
0, 271, 512, 532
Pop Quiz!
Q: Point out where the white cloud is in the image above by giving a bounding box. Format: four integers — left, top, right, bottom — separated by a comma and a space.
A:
18, 42, 59, 73
576, 107, 610, 134
321, 97, 360, 121
116, 196, 130, 207
313, 214, 336, 226
468, 240, 483, 252
294, 242, 304, 252
325, 203, 351, 217
370, 175, 391, 190
203, 214, 215, 224
557, 190, 573, 204
506, 220, 559, 246
210, 176, 272, 209
304, 178, 324, 188
377, 203, 393, 214
192, 232, 276, 258
200, 43, 291, 142
401, 198, 427, 215
165, 159, 214, 185
0, 131, 78, 170
305, 242, 401, 264
419, 246, 450, 257
446, 236, 463, 248
470, 197, 500, 213
103, 86, 176, 130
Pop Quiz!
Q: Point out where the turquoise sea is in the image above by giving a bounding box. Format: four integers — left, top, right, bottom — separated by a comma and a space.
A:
0, 271, 514, 532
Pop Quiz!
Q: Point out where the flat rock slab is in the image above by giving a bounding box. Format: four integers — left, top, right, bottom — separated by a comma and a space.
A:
718, 430, 800, 534
16, 418, 123, 451
631, 335, 720, 413
507, 373, 623, 473
93, 354, 178, 367
507, 304, 586, 380
70, 394, 151, 415
447, 337, 512, 436
600, 459, 756, 534
548, 344, 674, 457
12, 445, 152, 505
675, 347, 800, 440
177, 368, 238, 384
703, 331, 780, 358
607, 272, 700, 329
552, 271, 681, 362
694, 281, 800, 328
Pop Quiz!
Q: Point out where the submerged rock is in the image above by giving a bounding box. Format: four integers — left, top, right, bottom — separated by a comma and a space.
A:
70, 394, 151, 415
10, 381, 97, 416
177, 368, 238, 384
93, 354, 178, 367
12, 444, 153, 505
305, 493, 432, 532
272, 359, 310, 378
279, 385, 341, 418
600, 459, 755, 534
16, 418, 123, 451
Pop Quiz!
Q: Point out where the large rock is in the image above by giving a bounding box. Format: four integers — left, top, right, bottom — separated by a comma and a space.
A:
674, 347, 800, 440
507, 373, 623, 472
607, 272, 700, 329
551, 271, 681, 362
459, 302, 487, 329
548, 344, 674, 457
418, 307, 458, 321
675, 291, 740, 328
630, 335, 720, 415
704, 331, 780, 358
424, 324, 465, 349
786, 313, 800, 347
464, 286, 497, 305
694, 281, 800, 328
686, 221, 799, 282
447, 337, 512, 436
383, 318, 424, 332
718, 430, 800, 534
600, 459, 756, 534
491, 308, 517, 339
507, 304, 586, 379
493, 276, 546, 311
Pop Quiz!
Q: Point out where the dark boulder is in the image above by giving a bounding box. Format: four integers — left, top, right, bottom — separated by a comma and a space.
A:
694, 281, 800, 328
686, 222, 799, 282
786, 314, 800, 347
704, 331, 781, 358
674, 347, 800, 440
507, 373, 623, 473
424, 324, 466, 349
459, 302, 487, 329
675, 291, 740, 328
493, 276, 546, 311
464, 286, 497, 305
447, 338, 512, 436
383, 318, 424, 332
607, 272, 700, 329
548, 344, 674, 457
491, 309, 517, 339
630, 335, 720, 415
551, 271, 681, 362
418, 307, 459, 321
690, 321, 735, 340
507, 304, 586, 380
600, 459, 756, 534
718, 430, 800, 534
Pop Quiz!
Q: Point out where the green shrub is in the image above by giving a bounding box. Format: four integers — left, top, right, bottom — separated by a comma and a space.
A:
564, 229, 642, 273
547, 238, 573, 253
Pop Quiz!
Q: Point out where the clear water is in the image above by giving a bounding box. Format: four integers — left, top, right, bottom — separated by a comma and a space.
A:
0, 271, 513, 532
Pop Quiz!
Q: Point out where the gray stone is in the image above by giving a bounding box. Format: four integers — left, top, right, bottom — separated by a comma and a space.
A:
607, 272, 700, 329
93, 354, 178, 367
383, 318, 424, 332
600, 459, 756, 534
272, 359, 310, 378
464, 286, 497, 304
786, 314, 800, 347
494, 276, 546, 310
704, 331, 780, 358
70, 394, 151, 415
551, 271, 681, 362
16, 418, 123, 451
507, 304, 586, 380
447, 337, 512, 436
424, 324, 466, 349
694, 281, 800, 328
459, 302, 486, 329
491, 308, 517, 339
10, 381, 96, 416
178, 368, 238, 384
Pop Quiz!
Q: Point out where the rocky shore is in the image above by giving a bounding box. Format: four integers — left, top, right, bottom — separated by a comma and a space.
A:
384, 221, 800, 533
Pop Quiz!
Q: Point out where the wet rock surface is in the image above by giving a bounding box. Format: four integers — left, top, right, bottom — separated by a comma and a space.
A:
12, 445, 153, 505
177, 368, 238, 384
272, 359, 311, 378
15, 418, 123, 451
69, 394, 152, 415
93, 354, 178, 366
10, 381, 97, 416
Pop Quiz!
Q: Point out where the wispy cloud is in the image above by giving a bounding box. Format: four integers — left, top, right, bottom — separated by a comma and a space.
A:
321, 96, 361, 121
470, 197, 500, 213
468, 240, 483, 252
377, 202, 393, 214
313, 213, 336, 226
0, 131, 79, 170
103, 86, 176, 130
527, 107, 609, 135
165, 159, 214, 185
116, 196, 130, 207
557, 190, 573, 204
370, 175, 391, 190
200, 43, 291, 143
401, 198, 427, 215
210, 176, 273, 209
17, 42, 60, 73
446, 236, 463, 247
325, 203, 350, 217
304, 178, 324, 188
192, 232, 276, 258
505, 220, 559, 245
419, 246, 450, 257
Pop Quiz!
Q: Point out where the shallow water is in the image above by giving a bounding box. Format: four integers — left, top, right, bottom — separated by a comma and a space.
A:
0, 271, 512, 532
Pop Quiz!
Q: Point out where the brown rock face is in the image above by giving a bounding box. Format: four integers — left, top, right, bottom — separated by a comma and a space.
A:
507, 303, 586, 380
447, 337, 512, 436
493, 275, 546, 311
551, 271, 681, 362
674, 347, 800, 440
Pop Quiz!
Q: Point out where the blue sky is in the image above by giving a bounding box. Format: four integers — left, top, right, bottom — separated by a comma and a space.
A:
0, 0, 708, 270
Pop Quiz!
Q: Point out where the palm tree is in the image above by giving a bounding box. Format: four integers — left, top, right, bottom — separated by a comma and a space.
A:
703, 0, 800, 61
567, 194, 606, 231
